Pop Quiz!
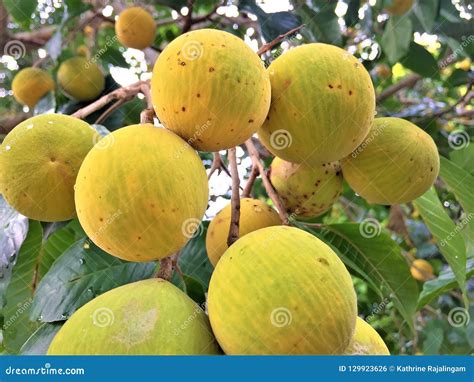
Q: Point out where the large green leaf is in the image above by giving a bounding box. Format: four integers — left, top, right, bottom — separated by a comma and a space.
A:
381, 16, 413, 64
450, 145, 474, 176
401, 42, 439, 78
30, 238, 156, 323
1, 221, 42, 354
413, 188, 467, 297
413, 0, 439, 32
3, 0, 37, 26
295, 2, 341, 45
302, 223, 419, 332
20, 322, 62, 355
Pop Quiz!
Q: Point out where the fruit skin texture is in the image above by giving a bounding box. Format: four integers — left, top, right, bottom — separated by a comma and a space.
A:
47, 279, 221, 355
410, 259, 434, 281
58, 57, 105, 101
208, 226, 357, 354
270, 157, 343, 218
258, 43, 375, 164
12, 67, 54, 108
75, 124, 208, 262
341, 117, 440, 205
152, 29, 271, 152
385, 0, 414, 15
115, 7, 156, 50
206, 198, 280, 266
344, 317, 390, 355
0, 114, 98, 222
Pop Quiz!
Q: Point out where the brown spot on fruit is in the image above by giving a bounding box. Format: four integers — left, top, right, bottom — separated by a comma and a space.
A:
209, 67, 215, 72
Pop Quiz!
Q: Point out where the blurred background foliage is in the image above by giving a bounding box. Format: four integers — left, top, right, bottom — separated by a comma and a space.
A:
0, 0, 473, 356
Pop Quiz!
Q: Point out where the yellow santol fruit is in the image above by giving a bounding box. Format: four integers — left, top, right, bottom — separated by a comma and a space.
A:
258, 43, 375, 165
0, 114, 99, 222
152, 29, 271, 152
206, 198, 281, 267
11, 67, 55, 108
48, 279, 221, 355
410, 259, 434, 282
341, 118, 440, 205
385, 0, 414, 15
76, 45, 89, 57
115, 7, 156, 50
344, 317, 390, 355
270, 157, 343, 218
57, 57, 105, 101
208, 226, 357, 354
374, 64, 392, 79
75, 124, 208, 262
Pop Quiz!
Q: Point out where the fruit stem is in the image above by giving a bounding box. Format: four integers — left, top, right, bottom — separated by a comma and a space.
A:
227, 147, 241, 247
256, 24, 305, 56
241, 165, 259, 198
156, 255, 175, 281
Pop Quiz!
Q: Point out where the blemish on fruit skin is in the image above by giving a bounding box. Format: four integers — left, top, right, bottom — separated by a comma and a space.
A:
182, 106, 186, 112
180, 62, 186, 66
209, 67, 215, 72
328, 84, 334, 89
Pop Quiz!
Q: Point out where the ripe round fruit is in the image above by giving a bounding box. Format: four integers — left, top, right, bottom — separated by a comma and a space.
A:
341, 117, 440, 205
0, 114, 98, 222
47, 279, 221, 355
115, 7, 156, 50
75, 124, 208, 262
12, 67, 54, 108
206, 198, 280, 266
410, 259, 434, 281
152, 29, 271, 152
58, 57, 105, 101
385, 0, 414, 15
344, 317, 390, 355
258, 43, 375, 164
208, 226, 357, 354
270, 157, 343, 218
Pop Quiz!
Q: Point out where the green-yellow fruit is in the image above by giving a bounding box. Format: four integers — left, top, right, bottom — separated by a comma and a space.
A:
341, 118, 440, 205
206, 198, 281, 266
258, 43, 375, 164
344, 317, 390, 355
58, 57, 105, 101
385, 0, 414, 15
208, 226, 357, 354
115, 7, 156, 50
0, 114, 98, 222
48, 279, 221, 355
270, 157, 343, 218
410, 259, 434, 281
152, 29, 271, 152
12, 67, 55, 108
75, 124, 208, 262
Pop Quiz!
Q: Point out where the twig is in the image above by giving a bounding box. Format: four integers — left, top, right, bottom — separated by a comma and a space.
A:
182, 0, 196, 33
140, 108, 155, 124
376, 74, 422, 103
245, 139, 289, 224
95, 98, 125, 125
256, 24, 305, 56
156, 255, 174, 281
241, 165, 259, 198
208, 152, 223, 180
432, 80, 473, 118
227, 148, 241, 247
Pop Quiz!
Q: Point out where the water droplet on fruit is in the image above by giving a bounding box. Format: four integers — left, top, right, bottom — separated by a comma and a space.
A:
26, 124, 33, 129
5, 145, 11, 151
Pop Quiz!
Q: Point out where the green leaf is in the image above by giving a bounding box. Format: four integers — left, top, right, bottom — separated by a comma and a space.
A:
422, 322, 444, 355
3, 0, 37, 26
20, 322, 62, 355
401, 42, 439, 78
344, 0, 361, 29
381, 16, 413, 64
450, 145, 474, 176
413, 0, 439, 32
182, 275, 206, 306
1, 221, 42, 354
30, 238, 156, 323
413, 187, 467, 296
295, 2, 341, 45
33, 92, 56, 115
445, 69, 471, 87
302, 223, 419, 332
418, 259, 474, 309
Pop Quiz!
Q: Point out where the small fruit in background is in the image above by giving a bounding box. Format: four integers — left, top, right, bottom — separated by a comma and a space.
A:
374, 64, 392, 79
58, 57, 105, 101
208, 226, 357, 354
76, 44, 89, 57
270, 157, 343, 218
341, 117, 440, 205
206, 198, 280, 266
384, 0, 414, 15
410, 259, 434, 282
115, 7, 156, 50
0, 114, 99, 222
75, 124, 209, 262
344, 317, 390, 355
258, 43, 375, 164
47, 279, 221, 355
11, 67, 54, 108
152, 29, 271, 152
455, 58, 471, 71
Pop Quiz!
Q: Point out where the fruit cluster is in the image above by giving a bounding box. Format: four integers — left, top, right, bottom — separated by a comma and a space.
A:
2, 17, 439, 355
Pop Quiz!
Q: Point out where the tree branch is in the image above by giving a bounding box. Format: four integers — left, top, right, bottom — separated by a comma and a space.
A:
182, 0, 196, 33
156, 255, 175, 281
241, 164, 259, 198
227, 147, 241, 247
256, 24, 305, 56
376, 74, 421, 103
432, 80, 473, 118
95, 98, 125, 125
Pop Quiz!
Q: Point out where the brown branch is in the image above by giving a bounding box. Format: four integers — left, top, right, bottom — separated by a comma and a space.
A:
432, 80, 473, 118
245, 139, 289, 224
156, 254, 176, 281
0, 113, 29, 134
256, 24, 305, 56
140, 108, 155, 124
241, 165, 259, 198
208, 152, 222, 180
182, 0, 196, 33
376, 74, 422, 103
95, 98, 125, 125
227, 147, 241, 247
